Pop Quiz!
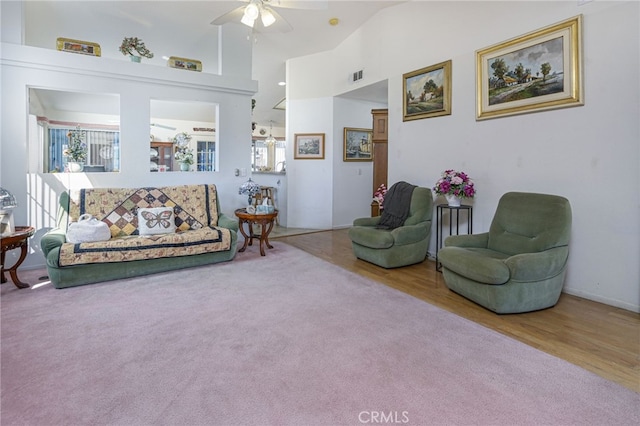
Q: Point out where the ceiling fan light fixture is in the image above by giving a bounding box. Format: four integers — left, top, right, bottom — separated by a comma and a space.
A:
241, 14, 256, 27
265, 120, 277, 147
245, 2, 260, 18
260, 6, 276, 27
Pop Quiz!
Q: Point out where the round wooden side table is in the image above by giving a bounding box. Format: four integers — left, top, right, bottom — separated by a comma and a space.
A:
234, 208, 278, 256
1, 226, 36, 289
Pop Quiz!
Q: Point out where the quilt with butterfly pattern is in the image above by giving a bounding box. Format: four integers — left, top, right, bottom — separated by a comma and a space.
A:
58, 227, 231, 266
58, 184, 232, 266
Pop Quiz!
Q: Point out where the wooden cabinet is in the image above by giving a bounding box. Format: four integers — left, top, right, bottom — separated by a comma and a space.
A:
372, 108, 388, 143
371, 109, 388, 216
151, 142, 175, 172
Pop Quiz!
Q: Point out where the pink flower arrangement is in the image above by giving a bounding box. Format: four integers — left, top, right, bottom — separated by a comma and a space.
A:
373, 184, 388, 207
433, 170, 476, 198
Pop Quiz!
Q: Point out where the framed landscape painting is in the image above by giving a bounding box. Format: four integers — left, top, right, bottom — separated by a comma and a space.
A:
476, 15, 583, 120
403, 60, 452, 121
343, 128, 372, 162
294, 133, 325, 160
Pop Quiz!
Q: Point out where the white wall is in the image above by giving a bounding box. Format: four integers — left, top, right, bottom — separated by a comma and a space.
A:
332, 97, 386, 227
288, 1, 640, 312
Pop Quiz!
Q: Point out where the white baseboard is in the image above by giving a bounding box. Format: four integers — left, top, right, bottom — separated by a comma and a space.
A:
562, 288, 639, 313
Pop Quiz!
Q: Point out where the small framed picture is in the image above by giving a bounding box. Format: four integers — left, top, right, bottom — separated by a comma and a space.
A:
294, 133, 325, 160
168, 56, 202, 72
56, 38, 101, 57
343, 128, 373, 162
403, 60, 452, 121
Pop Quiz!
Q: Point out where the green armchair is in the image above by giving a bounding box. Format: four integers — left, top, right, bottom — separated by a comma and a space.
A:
348, 186, 433, 268
438, 192, 572, 314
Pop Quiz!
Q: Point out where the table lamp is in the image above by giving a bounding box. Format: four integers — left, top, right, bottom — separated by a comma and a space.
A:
238, 178, 260, 206
0, 187, 17, 236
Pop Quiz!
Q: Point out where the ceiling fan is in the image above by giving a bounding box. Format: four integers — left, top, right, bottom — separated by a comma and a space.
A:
210, 0, 327, 33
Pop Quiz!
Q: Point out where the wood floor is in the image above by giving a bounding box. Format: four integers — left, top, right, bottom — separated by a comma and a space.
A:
274, 229, 640, 393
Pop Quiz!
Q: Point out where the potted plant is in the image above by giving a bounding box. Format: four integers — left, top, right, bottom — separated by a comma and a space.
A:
433, 169, 476, 206
174, 147, 194, 171
64, 126, 87, 172
119, 37, 154, 62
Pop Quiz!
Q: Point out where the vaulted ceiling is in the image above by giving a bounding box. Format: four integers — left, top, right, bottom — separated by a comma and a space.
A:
23, 0, 402, 128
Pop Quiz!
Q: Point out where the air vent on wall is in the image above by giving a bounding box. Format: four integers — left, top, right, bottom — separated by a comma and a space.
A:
351, 69, 364, 83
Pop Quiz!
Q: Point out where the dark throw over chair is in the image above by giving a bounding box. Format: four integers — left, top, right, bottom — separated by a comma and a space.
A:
348, 186, 433, 269
438, 192, 572, 314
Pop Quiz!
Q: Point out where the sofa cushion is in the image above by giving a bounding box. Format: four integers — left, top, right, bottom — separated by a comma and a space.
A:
138, 207, 176, 235
58, 226, 231, 267
69, 185, 221, 238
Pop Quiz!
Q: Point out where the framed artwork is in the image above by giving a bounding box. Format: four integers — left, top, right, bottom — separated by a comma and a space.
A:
343, 128, 373, 162
476, 15, 583, 120
294, 133, 325, 160
56, 38, 101, 56
403, 60, 452, 121
168, 56, 202, 72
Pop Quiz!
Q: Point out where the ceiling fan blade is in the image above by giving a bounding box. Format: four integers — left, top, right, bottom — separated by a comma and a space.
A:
266, 0, 328, 10
210, 6, 246, 26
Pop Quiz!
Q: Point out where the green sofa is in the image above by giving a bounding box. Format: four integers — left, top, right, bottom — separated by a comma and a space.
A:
438, 192, 572, 314
348, 186, 433, 268
41, 184, 238, 289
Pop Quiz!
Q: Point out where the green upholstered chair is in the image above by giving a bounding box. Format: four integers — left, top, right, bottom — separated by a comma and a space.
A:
348, 186, 433, 268
438, 192, 572, 314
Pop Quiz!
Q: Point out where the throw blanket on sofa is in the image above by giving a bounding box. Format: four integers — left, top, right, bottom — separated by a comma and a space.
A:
58, 184, 231, 266
376, 181, 416, 230
58, 227, 231, 267
68, 185, 220, 238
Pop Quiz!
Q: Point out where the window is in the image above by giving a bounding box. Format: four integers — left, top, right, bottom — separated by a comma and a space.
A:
196, 140, 216, 171
252, 138, 286, 173
29, 88, 120, 173
46, 126, 120, 172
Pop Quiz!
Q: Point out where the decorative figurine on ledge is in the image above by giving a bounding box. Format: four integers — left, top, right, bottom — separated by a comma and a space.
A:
119, 37, 154, 62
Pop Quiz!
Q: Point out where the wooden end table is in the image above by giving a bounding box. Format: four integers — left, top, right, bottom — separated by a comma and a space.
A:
1, 226, 36, 289
235, 208, 278, 256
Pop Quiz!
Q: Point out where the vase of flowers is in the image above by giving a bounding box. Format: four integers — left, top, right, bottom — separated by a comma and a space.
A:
64, 126, 87, 172
174, 147, 194, 171
119, 37, 154, 62
433, 170, 476, 206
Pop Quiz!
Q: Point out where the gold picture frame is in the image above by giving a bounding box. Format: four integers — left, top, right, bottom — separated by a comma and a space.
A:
343, 128, 373, 162
403, 60, 452, 121
168, 56, 202, 72
294, 133, 325, 160
56, 37, 101, 56
476, 15, 583, 121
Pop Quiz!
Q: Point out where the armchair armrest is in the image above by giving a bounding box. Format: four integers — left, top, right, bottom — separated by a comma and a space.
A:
218, 213, 239, 232
505, 246, 570, 281
41, 228, 67, 257
444, 232, 489, 248
353, 216, 381, 227
391, 223, 429, 245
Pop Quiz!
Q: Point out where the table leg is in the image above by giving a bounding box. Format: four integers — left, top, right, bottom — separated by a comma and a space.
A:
257, 219, 276, 256
2, 243, 30, 288
1, 249, 7, 283
263, 219, 275, 250
237, 219, 250, 253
